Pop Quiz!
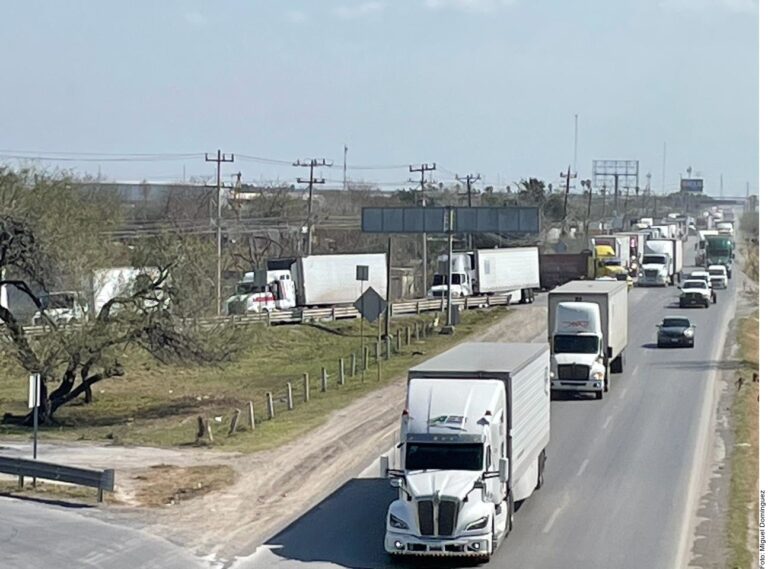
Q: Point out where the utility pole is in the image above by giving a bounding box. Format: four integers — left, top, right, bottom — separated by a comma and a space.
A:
580, 179, 592, 243
205, 150, 235, 316
457, 173, 481, 249
661, 141, 667, 195
294, 158, 331, 256
573, 113, 579, 175
343, 145, 348, 192
410, 163, 436, 297
720, 173, 724, 197
560, 165, 577, 221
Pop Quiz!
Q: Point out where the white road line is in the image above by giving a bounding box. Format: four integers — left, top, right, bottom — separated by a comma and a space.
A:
542, 506, 564, 534
619, 388, 628, 400
602, 415, 613, 429
577, 459, 589, 477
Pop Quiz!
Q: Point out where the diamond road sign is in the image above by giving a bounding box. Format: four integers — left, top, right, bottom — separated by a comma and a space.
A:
354, 287, 388, 323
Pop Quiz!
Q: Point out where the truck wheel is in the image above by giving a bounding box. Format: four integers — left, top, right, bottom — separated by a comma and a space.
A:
596, 390, 604, 400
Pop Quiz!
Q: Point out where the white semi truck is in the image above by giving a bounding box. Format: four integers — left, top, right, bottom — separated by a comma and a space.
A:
638, 238, 684, 286
548, 280, 629, 399
428, 247, 539, 304
31, 267, 164, 325
226, 253, 388, 314
381, 342, 550, 560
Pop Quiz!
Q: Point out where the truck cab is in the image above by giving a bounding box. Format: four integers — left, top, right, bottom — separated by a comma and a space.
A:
549, 302, 606, 397
639, 253, 671, 286
31, 291, 88, 325
428, 253, 474, 299
225, 270, 296, 315
385, 380, 507, 559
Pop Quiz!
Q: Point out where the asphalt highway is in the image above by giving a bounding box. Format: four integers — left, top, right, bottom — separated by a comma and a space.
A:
244, 240, 738, 569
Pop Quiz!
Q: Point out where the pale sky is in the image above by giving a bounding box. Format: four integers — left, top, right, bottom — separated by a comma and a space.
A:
0, 0, 758, 195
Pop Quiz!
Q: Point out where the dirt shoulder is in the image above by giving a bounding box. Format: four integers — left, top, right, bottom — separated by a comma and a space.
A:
135, 303, 547, 561
0, 302, 547, 563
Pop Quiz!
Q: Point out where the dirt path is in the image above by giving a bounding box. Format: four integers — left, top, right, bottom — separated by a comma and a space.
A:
140, 304, 548, 561
0, 303, 547, 563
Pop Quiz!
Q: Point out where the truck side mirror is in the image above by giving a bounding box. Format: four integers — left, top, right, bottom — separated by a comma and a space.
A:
498, 458, 509, 484
379, 455, 390, 479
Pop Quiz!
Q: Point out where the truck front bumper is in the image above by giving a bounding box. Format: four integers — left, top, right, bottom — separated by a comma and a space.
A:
638, 276, 666, 286
551, 379, 604, 393
385, 531, 491, 557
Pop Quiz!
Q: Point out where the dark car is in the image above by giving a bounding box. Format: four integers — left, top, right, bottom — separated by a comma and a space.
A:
657, 316, 695, 348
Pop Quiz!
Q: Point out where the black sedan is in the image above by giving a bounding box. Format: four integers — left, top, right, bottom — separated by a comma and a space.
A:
657, 316, 695, 348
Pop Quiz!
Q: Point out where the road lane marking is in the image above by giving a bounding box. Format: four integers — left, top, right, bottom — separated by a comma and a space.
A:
602, 415, 613, 429
577, 459, 589, 477
542, 506, 564, 534
619, 388, 627, 400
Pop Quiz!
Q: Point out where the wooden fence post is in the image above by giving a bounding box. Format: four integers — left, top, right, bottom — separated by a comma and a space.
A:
228, 409, 241, 435
303, 373, 310, 402
266, 392, 275, 419
339, 358, 345, 385
248, 401, 256, 430
287, 382, 294, 410
363, 347, 370, 371
397, 329, 402, 352
350, 353, 356, 377
321, 368, 328, 392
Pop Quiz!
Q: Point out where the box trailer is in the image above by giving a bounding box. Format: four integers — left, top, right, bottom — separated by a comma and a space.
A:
538, 251, 594, 290
382, 343, 550, 560
547, 280, 629, 398
429, 247, 539, 303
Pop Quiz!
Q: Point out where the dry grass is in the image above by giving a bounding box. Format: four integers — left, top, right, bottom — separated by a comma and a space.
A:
132, 464, 236, 507
727, 309, 759, 568
0, 308, 508, 451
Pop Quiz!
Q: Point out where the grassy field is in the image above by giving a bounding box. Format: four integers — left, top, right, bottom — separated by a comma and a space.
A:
727, 309, 759, 569
0, 308, 509, 452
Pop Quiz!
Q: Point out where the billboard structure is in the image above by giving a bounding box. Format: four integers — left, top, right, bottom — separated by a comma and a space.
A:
361, 206, 540, 235
680, 178, 704, 193
592, 160, 640, 213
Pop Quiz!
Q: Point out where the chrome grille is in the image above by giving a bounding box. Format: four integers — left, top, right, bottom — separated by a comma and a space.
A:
417, 501, 434, 536
644, 269, 658, 278
558, 364, 590, 380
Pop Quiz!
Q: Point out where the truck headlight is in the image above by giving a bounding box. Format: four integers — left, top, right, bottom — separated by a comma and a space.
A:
465, 515, 489, 531
590, 370, 604, 380
389, 513, 409, 530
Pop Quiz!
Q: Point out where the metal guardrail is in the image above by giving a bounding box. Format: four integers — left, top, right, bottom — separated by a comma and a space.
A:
21, 294, 520, 335
0, 455, 115, 502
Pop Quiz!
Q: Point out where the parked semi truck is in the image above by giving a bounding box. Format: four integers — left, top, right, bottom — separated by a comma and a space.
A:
539, 251, 594, 290
547, 280, 629, 399
428, 247, 539, 304
226, 253, 388, 315
381, 342, 550, 560
638, 238, 684, 286
704, 235, 734, 278
31, 267, 164, 325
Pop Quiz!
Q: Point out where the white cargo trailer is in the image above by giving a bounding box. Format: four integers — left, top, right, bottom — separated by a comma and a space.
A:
294, 253, 387, 306
547, 280, 629, 398
382, 343, 550, 560
429, 247, 539, 303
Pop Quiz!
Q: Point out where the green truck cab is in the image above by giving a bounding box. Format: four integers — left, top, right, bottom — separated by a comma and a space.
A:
704, 235, 734, 277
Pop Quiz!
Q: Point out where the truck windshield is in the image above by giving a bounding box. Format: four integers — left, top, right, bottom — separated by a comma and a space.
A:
553, 335, 599, 354
405, 443, 483, 471
431, 274, 464, 286
643, 255, 666, 265
43, 294, 76, 309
